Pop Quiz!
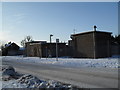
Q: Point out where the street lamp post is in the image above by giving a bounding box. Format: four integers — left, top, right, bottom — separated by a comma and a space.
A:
50, 34, 53, 43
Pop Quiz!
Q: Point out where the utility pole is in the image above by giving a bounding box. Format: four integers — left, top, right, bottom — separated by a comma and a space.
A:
93, 25, 97, 59
56, 39, 59, 61
46, 46, 48, 59
39, 48, 41, 59
50, 34, 53, 43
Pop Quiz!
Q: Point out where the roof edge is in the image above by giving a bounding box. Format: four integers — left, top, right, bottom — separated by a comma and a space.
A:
71, 30, 112, 36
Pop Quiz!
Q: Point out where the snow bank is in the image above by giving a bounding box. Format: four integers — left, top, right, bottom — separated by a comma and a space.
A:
1, 65, 72, 89
2, 77, 72, 88
17, 74, 71, 88
2, 56, 119, 68
2, 65, 21, 81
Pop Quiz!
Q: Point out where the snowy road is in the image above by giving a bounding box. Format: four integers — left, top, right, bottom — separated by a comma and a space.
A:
2, 57, 118, 88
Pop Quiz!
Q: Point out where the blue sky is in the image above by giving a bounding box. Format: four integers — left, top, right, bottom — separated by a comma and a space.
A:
1, 2, 118, 46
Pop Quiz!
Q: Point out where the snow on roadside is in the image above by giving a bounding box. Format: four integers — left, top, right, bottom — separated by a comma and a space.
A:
2, 56, 119, 68
1, 65, 72, 89
2, 80, 28, 88
2, 75, 72, 88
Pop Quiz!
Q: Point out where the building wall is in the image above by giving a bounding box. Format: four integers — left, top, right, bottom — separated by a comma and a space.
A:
7, 50, 18, 56
68, 40, 74, 57
41, 43, 67, 57
111, 44, 120, 55
26, 43, 42, 57
71, 33, 94, 58
25, 43, 31, 56
95, 32, 111, 58
26, 42, 67, 58
2, 43, 20, 56
70, 31, 112, 58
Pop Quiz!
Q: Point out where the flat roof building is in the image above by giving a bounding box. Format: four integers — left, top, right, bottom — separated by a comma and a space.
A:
70, 30, 112, 58
25, 41, 67, 58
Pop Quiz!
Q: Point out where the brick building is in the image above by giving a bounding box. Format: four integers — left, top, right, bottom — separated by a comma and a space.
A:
70, 31, 112, 58
25, 41, 68, 58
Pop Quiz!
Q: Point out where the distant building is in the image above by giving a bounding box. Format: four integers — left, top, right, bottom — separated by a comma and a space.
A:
18, 47, 25, 55
2, 42, 20, 56
111, 41, 120, 56
70, 31, 112, 58
2, 42, 25, 56
25, 41, 68, 57
25, 41, 45, 57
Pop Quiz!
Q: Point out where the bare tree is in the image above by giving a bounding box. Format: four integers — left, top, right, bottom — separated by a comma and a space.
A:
21, 40, 26, 47
21, 35, 33, 47
0, 41, 7, 49
25, 36, 33, 42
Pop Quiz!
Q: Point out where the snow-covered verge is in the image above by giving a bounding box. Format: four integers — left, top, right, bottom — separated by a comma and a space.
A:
2, 56, 119, 68
1, 65, 73, 89
2, 75, 72, 88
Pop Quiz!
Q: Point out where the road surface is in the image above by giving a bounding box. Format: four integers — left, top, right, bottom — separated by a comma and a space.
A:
2, 58, 118, 89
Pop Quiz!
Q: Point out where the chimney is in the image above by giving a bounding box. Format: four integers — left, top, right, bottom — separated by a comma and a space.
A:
50, 34, 53, 43
94, 25, 97, 31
